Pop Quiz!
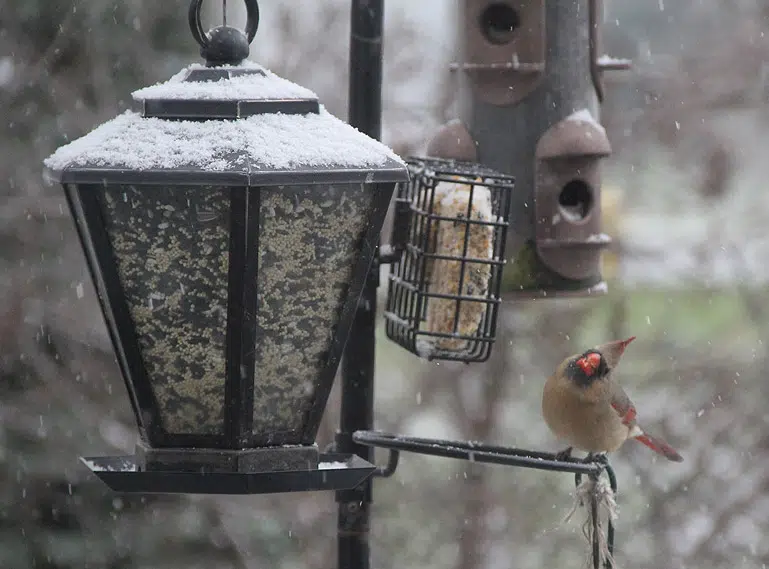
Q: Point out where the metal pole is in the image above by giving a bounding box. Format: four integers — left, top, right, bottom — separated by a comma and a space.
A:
336, 2, 383, 569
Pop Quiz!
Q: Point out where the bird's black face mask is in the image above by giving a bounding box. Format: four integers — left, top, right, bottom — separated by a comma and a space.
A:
569, 350, 610, 387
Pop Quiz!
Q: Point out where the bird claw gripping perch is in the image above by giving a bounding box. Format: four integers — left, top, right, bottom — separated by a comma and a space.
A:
584, 452, 609, 465
554, 446, 573, 462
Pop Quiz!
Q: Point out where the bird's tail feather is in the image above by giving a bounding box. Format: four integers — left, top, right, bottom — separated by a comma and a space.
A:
634, 432, 683, 462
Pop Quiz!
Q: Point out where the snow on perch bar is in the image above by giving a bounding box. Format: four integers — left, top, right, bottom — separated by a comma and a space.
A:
416, 178, 495, 357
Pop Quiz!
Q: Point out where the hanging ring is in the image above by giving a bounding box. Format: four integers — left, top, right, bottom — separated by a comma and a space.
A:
243, 0, 260, 43
189, 0, 208, 48
188, 0, 260, 48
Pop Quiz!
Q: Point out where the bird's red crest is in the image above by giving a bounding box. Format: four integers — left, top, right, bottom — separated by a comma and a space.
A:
576, 352, 602, 376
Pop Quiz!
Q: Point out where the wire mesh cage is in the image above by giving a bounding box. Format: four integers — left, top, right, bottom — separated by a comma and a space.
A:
384, 157, 514, 362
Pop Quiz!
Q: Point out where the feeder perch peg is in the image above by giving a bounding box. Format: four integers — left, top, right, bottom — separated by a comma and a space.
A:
42, 0, 408, 495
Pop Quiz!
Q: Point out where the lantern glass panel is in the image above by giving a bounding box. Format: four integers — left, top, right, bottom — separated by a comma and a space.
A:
101, 185, 230, 435
253, 183, 374, 437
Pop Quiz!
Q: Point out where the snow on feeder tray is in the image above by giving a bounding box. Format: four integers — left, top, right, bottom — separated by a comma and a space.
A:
42, 2, 408, 495
383, 157, 513, 363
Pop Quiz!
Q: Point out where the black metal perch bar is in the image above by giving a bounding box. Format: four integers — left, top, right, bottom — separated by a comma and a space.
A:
354, 430, 616, 569
354, 430, 603, 474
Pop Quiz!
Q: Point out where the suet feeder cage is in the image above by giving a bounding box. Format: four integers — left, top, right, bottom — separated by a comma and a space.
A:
42, 0, 408, 495
383, 157, 513, 363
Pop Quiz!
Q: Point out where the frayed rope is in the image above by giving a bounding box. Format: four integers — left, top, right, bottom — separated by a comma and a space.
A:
564, 474, 619, 569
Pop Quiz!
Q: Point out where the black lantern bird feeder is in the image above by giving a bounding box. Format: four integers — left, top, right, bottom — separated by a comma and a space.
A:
43, 0, 408, 495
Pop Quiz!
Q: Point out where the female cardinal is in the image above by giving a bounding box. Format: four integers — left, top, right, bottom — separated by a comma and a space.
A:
542, 336, 683, 462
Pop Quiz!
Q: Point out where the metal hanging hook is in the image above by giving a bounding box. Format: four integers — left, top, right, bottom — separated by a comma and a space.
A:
188, 0, 260, 49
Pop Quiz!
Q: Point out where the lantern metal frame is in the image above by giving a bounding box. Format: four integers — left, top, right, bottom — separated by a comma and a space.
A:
61, 179, 398, 453
54, 161, 403, 494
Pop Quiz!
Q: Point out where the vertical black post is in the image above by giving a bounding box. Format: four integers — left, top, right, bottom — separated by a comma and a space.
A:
336, 2, 383, 569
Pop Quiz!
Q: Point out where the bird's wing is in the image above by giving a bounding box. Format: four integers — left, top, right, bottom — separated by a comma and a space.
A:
609, 383, 637, 427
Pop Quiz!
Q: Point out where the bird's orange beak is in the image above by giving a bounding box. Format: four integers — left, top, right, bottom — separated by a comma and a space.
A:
612, 336, 636, 361
592, 336, 636, 369
576, 352, 602, 376
618, 336, 636, 351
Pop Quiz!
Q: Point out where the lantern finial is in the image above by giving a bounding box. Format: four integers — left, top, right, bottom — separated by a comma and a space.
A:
188, 0, 260, 67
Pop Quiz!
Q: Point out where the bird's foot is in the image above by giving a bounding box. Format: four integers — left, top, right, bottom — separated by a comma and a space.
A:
554, 447, 573, 462
583, 452, 609, 465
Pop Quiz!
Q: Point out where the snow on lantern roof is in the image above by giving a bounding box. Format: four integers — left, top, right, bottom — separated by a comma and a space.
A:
132, 62, 321, 120
44, 108, 407, 187
132, 61, 318, 103
43, 60, 408, 188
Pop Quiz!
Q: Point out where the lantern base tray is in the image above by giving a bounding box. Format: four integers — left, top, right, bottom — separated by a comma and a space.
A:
80, 453, 375, 495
